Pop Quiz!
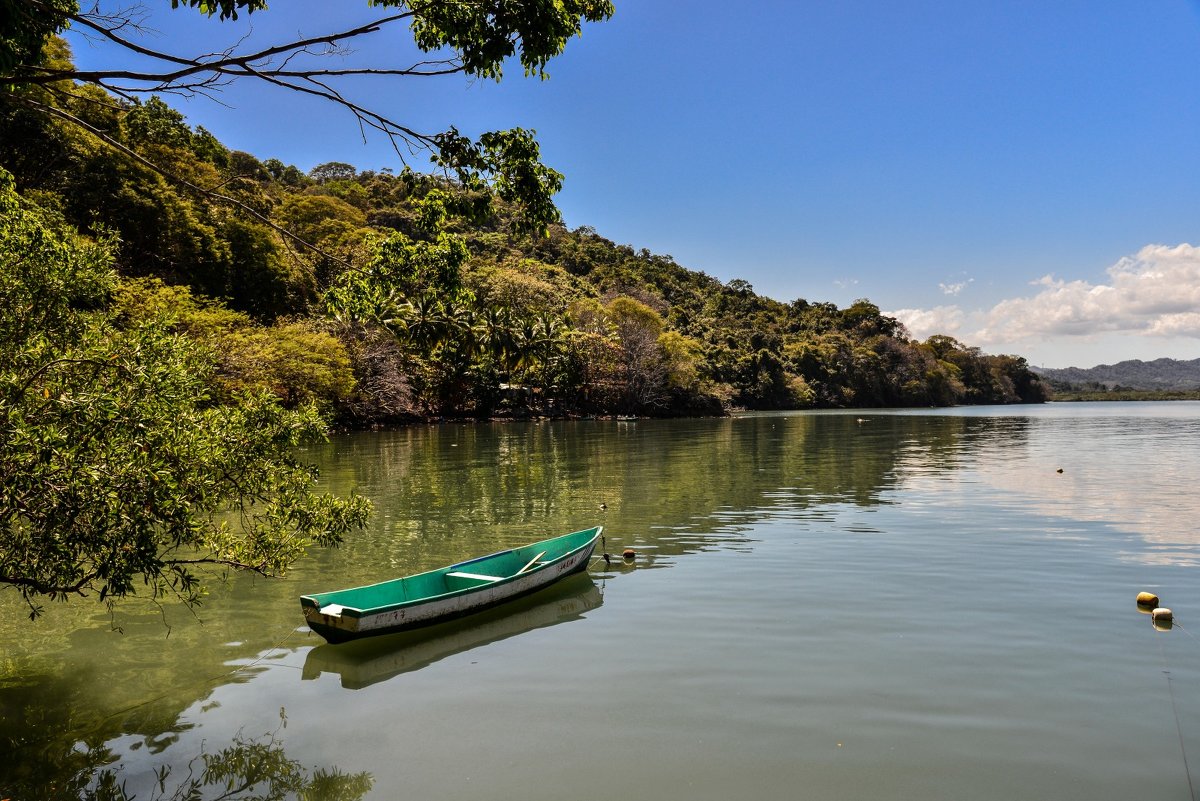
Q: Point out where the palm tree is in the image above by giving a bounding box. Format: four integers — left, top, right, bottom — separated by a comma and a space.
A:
400, 293, 451, 353
525, 311, 568, 409
477, 305, 519, 370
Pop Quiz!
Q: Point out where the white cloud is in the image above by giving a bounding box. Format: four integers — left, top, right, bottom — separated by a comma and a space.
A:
977, 243, 1200, 343
891, 244, 1200, 357
888, 305, 966, 340
1146, 312, 1200, 337
880, 243, 1200, 366
939, 278, 973, 296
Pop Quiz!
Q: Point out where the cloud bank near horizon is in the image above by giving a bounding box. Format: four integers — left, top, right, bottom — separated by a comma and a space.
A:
889, 244, 1200, 355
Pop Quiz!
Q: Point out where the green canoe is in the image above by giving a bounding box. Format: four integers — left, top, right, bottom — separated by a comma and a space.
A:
300, 526, 603, 643
302, 574, 603, 688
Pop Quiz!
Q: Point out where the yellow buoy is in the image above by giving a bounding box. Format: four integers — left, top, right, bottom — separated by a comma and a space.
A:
1152, 607, 1174, 623
1136, 591, 1160, 608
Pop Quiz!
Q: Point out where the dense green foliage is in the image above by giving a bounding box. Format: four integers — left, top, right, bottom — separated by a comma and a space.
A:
0, 0, 73, 75
0, 42, 1046, 424
0, 166, 370, 615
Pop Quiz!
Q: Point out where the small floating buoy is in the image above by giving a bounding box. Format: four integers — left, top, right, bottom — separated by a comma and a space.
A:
1056, 468, 1064, 474
1152, 607, 1174, 624
622, 548, 636, 561
1136, 591, 1160, 608
598, 503, 607, 510
1154, 618, 1174, 632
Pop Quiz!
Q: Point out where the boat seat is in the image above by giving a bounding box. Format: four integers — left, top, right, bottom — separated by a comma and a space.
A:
445, 571, 504, 582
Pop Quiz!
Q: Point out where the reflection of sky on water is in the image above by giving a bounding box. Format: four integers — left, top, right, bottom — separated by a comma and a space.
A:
887, 404, 1200, 565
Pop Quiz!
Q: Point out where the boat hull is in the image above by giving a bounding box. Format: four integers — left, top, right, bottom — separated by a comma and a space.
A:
302, 574, 603, 688
300, 527, 601, 644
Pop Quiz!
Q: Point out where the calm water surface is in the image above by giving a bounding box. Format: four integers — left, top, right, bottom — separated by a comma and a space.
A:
4, 403, 1200, 800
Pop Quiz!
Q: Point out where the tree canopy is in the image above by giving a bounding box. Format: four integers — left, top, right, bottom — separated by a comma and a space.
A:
2, 0, 614, 234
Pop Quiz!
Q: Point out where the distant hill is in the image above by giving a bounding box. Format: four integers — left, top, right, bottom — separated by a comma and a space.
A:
1032, 358, 1200, 390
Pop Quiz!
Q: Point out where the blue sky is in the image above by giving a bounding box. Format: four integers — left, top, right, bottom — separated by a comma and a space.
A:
65, 1, 1200, 368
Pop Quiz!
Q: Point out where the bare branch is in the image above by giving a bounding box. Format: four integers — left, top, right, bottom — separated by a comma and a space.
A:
237, 63, 438, 157
21, 7, 422, 89
165, 556, 274, 576
246, 63, 466, 79
0, 571, 95, 597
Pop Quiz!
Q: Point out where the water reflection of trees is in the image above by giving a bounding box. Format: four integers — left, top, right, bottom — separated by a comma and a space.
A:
89, 728, 372, 801
302, 413, 1033, 574
0, 591, 369, 799
0, 689, 370, 801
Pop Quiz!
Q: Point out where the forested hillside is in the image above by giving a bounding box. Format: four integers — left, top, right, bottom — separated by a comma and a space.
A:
1033, 358, 1200, 391
1, 40, 1047, 427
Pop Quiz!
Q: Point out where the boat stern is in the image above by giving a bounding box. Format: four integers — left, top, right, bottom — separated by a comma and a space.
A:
301, 596, 361, 643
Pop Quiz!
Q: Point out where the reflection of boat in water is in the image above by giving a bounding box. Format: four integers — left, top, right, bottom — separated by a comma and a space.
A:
302, 574, 603, 689
301, 527, 601, 643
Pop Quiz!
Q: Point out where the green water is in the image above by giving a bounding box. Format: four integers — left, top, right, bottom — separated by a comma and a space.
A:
4, 404, 1200, 800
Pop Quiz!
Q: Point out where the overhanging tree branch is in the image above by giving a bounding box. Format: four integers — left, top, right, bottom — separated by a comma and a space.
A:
25, 7, 434, 88
0, 571, 96, 598
165, 556, 274, 576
